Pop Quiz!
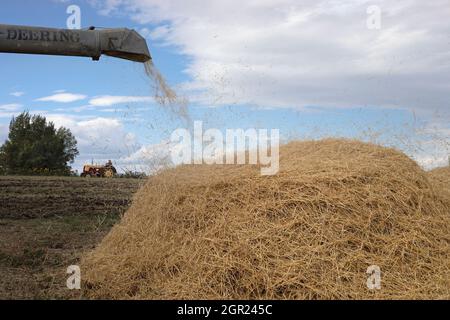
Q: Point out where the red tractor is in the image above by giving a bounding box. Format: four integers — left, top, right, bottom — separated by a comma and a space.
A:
81, 160, 117, 178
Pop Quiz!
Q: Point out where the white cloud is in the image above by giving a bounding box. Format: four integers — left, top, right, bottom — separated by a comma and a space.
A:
0, 112, 19, 119
416, 155, 448, 170
44, 114, 141, 170
0, 104, 23, 112
92, 0, 450, 115
35, 93, 87, 103
46, 115, 138, 154
413, 128, 449, 170
0, 104, 23, 118
99, 108, 126, 113
117, 140, 175, 172
89, 95, 153, 107
10, 91, 25, 97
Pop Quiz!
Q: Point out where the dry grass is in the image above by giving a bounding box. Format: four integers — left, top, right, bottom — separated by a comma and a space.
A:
428, 166, 450, 198
0, 215, 116, 299
82, 139, 450, 299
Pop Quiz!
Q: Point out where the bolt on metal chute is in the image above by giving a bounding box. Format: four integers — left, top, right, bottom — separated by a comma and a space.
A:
0, 24, 151, 63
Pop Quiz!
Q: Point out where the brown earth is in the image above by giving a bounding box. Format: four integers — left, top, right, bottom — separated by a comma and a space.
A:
0, 176, 141, 219
0, 176, 144, 299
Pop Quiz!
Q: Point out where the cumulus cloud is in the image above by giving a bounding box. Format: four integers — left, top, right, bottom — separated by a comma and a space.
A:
416, 155, 449, 170
0, 103, 23, 111
89, 95, 154, 107
10, 92, 25, 97
117, 140, 175, 172
35, 93, 87, 103
91, 0, 450, 115
47, 114, 138, 154
414, 121, 450, 169
0, 104, 23, 118
45, 114, 141, 170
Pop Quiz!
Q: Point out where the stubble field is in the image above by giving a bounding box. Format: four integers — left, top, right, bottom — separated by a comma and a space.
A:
0, 176, 144, 299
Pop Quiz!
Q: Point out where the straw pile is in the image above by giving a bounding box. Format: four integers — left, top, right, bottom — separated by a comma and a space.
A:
82, 139, 450, 299
428, 166, 450, 198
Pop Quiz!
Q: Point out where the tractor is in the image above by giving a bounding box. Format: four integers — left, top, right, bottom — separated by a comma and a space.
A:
81, 160, 117, 178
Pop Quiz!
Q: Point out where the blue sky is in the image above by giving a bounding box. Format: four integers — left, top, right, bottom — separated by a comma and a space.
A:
0, 0, 449, 172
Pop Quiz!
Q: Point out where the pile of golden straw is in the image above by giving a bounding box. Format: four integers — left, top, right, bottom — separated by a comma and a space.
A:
82, 139, 450, 299
428, 166, 450, 198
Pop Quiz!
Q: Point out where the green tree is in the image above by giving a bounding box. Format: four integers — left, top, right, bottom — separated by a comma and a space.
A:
0, 112, 79, 175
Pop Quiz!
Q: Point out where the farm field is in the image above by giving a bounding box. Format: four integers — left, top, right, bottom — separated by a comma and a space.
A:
0, 176, 144, 299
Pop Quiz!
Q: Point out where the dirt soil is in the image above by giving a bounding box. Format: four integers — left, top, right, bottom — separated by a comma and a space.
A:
0, 176, 143, 299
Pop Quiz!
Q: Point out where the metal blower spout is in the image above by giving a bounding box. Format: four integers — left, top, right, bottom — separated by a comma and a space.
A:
0, 24, 151, 63
98, 28, 151, 63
